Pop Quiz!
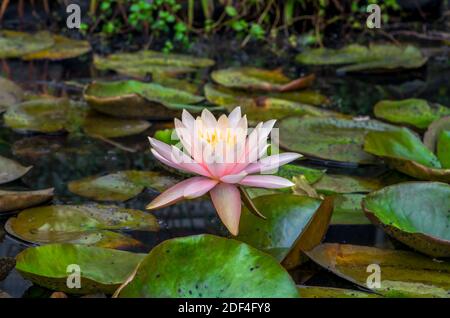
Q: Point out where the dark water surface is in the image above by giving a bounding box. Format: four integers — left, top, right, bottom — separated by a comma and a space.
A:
0, 41, 449, 297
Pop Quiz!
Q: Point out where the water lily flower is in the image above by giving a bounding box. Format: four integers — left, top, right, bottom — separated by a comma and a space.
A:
147, 107, 301, 235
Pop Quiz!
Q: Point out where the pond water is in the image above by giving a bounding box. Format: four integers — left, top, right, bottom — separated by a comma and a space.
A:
0, 39, 449, 297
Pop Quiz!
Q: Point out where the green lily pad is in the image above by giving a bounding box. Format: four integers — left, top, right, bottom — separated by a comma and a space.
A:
364, 128, 450, 182
306, 243, 450, 298
16, 244, 145, 294
0, 30, 54, 58
211, 67, 315, 92
5, 204, 158, 247
84, 80, 204, 119
437, 130, 450, 168
22, 34, 91, 61
82, 114, 151, 138
362, 182, 450, 257
296, 44, 427, 73
68, 170, 179, 202
205, 84, 340, 123
236, 194, 333, 269
94, 51, 214, 77
424, 116, 450, 153
152, 76, 199, 94
297, 286, 379, 298
116, 234, 298, 298
0, 77, 24, 113
331, 194, 370, 225
204, 83, 330, 107
279, 116, 396, 164
0, 155, 32, 185
3, 98, 87, 133
312, 174, 384, 194
153, 128, 178, 145
374, 99, 450, 129
0, 188, 54, 213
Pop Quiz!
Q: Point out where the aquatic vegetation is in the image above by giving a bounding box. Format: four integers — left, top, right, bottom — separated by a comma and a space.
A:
146, 107, 301, 235
0, 188, 54, 213
115, 234, 298, 298
0, 77, 23, 113
363, 182, 450, 257
0, 155, 32, 185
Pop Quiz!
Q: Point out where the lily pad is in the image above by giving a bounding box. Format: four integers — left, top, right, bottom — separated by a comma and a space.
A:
68, 171, 179, 202
362, 182, 450, 257
22, 34, 91, 60
0, 30, 54, 58
204, 83, 330, 107
296, 44, 427, 73
205, 84, 339, 123
236, 194, 333, 269
297, 286, 379, 298
0, 155, 32, 185
115, 234, 298, 298
331, 194, 370, 225
0, 188, 54, 213
424, 116, 450, 152
84, 80, 204, 119
16, 244, 145, 294
306, 243, 450, 298
279, 116, 396, 164
94, 50, 214, 77
312, 174, 384, 194
437, 130, 450, 168
5, 204, 158, 247
211, 67, 315, 92
374, 99, 450, 129
0, 77, 24, 112
83, 114, 151, 138
3, 98, 87, 133
364, 128, 450, 182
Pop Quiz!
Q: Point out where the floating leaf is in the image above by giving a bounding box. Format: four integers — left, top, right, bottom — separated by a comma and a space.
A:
0, 30, 54, 58
374, 99, 450, 129
68, 171, 179, 202
205, 84, 339, 123
236, 194, 333, 269
331, 194, 370, 225
83, 114, 151, 138
364, 128, 450, 182
280, 117, 396, 164
94, 51, 214, 77
297, 286, 379, 298
204, 83, 330, 107
16, 244, 145, 294
84, 80, 205, 119
296, 44, 427, 73
437, 130, 450, 168
306, 243, 450, 298
363, 182, 450, 257
424, 116, 450, 152
211, 67, 315, 92
152, 76, 199, 94
0, 188, 54, 213
312, 174, 384, 194
5, 204, 158, 247
116, 234, 298, 298
3, 98, 87, 133
0, 155, 32, 185
0, 77, 24, 113
22, 34, 91, 60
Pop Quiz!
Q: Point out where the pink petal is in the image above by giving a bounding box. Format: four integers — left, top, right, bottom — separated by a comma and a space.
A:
210, 183, 241, 235
146, 177, 217, 210
220, 172, 247, 184
239, 175, 294, 188
181, 109, 195, 131
228, 107, 241, 127
244, 153, 302, 174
